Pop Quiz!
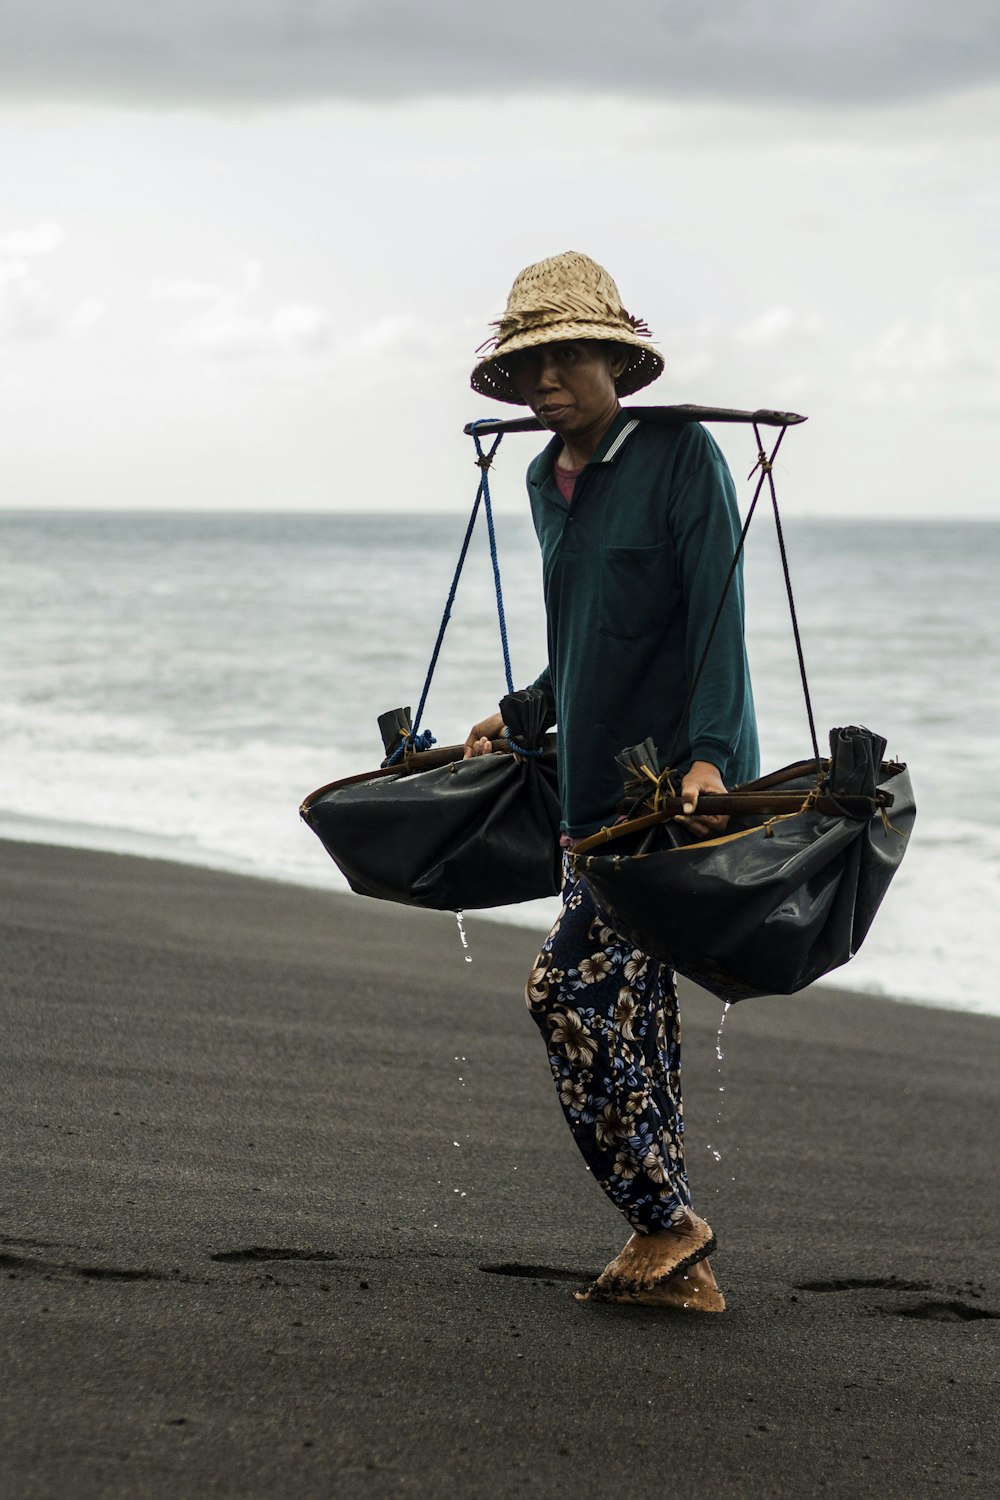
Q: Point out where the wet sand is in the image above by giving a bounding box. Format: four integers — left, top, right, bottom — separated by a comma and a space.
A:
1, 838, 998, 1499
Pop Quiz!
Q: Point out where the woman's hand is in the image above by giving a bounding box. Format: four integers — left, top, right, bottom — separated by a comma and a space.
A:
674, 760, 729, 840
463, 711, 505, 758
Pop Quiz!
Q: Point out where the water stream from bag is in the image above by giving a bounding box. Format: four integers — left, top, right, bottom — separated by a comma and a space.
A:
454, 910, 473, 963
705, 1001, 732, 1166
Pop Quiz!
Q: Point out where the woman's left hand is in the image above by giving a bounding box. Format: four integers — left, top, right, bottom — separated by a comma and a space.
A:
674, 760, 729, 840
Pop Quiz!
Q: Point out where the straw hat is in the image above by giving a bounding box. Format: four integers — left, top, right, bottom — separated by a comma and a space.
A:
471, 251, 664, 406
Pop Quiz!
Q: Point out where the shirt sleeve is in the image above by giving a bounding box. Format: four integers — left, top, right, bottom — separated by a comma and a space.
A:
669, 453, 750, 778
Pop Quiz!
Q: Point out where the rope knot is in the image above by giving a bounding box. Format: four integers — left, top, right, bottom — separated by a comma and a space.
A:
386, 727, 437, 766
639, 762, 677, 815
503, 728, 543, 761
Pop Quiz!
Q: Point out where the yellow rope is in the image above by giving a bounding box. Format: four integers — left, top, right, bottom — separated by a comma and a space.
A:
880, 806, 904, 838
639, 763, 677, 814
747, 449, 772, 481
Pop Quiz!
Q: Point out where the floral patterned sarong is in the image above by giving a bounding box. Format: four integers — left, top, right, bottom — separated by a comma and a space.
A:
526, 856, 692, 1233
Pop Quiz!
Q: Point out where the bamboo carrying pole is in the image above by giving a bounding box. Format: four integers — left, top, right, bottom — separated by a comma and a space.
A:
462, 404, 807, 437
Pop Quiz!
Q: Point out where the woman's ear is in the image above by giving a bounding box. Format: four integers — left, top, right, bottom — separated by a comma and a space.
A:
609, 345, 629, 381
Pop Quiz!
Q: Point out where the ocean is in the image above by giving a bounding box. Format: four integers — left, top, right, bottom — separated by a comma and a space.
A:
2, 504, 998, 1017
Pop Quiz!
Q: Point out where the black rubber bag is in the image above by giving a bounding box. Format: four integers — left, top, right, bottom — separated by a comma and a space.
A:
575, 726, 915, 1003
300, 689, 561, 910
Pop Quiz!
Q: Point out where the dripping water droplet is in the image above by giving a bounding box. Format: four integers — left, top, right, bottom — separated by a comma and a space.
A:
716, 1000, 731, 1061
454, 910, 473, 962
706, 1002, 734, 1168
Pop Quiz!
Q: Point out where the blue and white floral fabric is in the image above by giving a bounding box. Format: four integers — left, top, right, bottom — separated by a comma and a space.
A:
526, 856, 692, 1233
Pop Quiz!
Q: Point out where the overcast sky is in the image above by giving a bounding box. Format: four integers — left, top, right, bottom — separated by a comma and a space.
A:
1, 1, 998, 516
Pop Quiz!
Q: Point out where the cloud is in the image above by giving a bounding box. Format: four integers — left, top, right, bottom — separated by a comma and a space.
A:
67, 297, 106, 337
0, 220, 65, 256
735, 307, 830, 349
157, 260, 479, 385
1, 1, 998, 108
856, 279, 1000, 408
151, 277, 229, 303
0, 220, 105, 343
0, 222, 65, 339
659, 280, 1000, 426
271, 303, 332, 354
658, 302, 839, 407
161, 262, 333, 364
0, 259, 57, 340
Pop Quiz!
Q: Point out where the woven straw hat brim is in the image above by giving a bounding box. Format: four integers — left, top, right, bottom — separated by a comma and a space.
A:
471, 324, 665, 406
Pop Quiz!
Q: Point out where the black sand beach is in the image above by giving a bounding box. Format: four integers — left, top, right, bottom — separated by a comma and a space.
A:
2, 838, 998, 1499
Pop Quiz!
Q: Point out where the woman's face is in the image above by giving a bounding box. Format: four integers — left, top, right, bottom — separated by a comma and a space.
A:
502, 340, 627, 440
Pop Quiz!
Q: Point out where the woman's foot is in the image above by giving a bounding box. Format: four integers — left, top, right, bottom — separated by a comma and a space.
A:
628, 1255, 726, 1312
576, 1210, 717, 1306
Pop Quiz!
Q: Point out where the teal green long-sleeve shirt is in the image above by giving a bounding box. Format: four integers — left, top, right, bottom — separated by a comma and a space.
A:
525, 410, 759, 837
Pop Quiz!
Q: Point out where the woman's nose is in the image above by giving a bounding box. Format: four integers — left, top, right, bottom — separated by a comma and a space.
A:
535, 352, 561, 387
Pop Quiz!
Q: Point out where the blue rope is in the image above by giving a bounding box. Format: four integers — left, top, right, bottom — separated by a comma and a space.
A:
473, 426, 515, 696
385, 727, 437, 766
408, 424, 504, 739
504, 729, 543, 759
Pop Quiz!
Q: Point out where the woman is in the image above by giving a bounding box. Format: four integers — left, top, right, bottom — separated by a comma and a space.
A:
465, 252, 758, 1310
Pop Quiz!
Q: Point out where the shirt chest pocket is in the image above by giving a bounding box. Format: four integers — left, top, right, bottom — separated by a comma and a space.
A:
598, 543, 673, 641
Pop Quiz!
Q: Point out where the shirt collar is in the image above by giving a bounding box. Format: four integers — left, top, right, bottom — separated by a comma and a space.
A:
532, 408, 641, 485
590, 408, 642, 464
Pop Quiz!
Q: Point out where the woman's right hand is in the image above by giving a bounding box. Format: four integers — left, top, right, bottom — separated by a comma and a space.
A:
463, 711, 505, 758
